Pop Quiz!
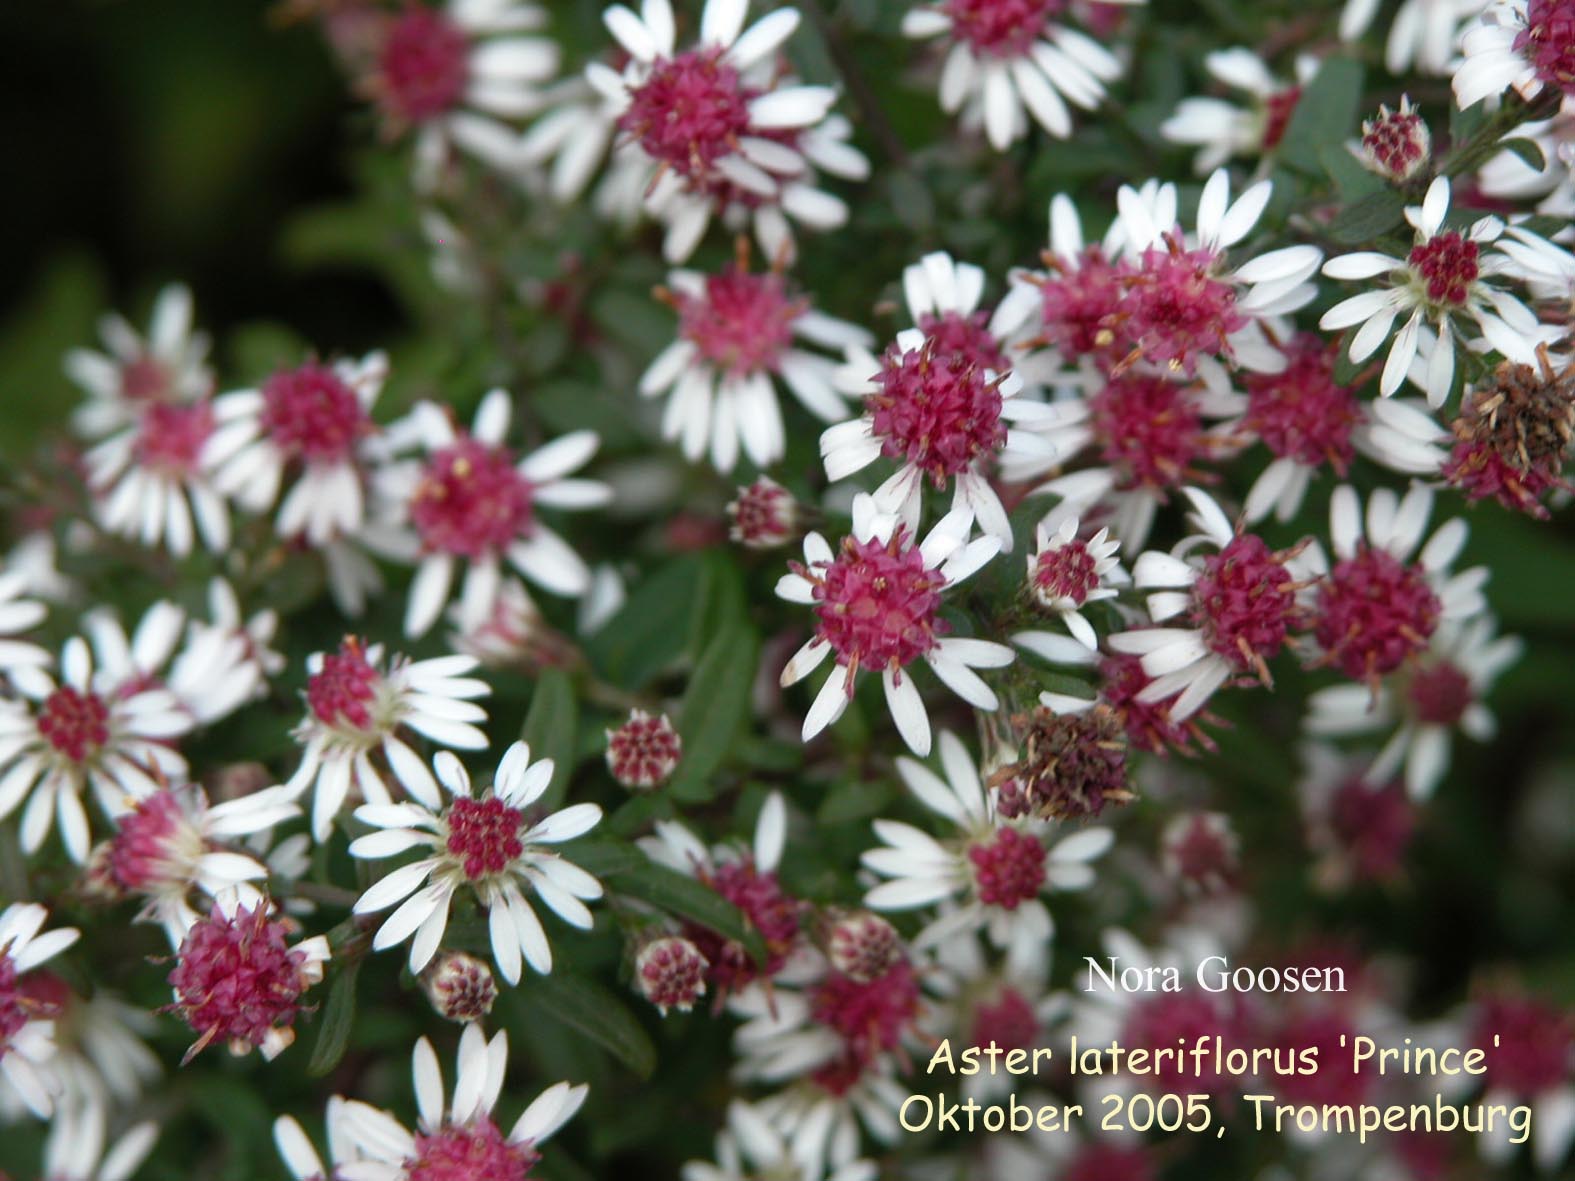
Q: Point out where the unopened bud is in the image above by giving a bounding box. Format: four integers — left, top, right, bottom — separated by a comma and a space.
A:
824, 910, 903, 984
1161, 812, 1239, 895
727, 477, 798, 549
606, 710, 682, 790
420, 951, 497, 1022
635, 936, 708, 1015
1358, 96, 1430, 183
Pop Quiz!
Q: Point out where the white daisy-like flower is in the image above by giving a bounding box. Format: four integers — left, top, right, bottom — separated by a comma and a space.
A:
0, 986, 160, 1122
901, 0, 1139, 149
444, 577, 577, 673
1160, 48, 1317, 173
372, 390, 611, 638
1342, 0, 1485, 75
1108, 487, 1315, 722
683, 1100, 877, 1181
361, 0, 559, 188
744, 1076, 907, 1181
0, 567, 49, 670
349, 742, 604, 984
204, 351, 388, 548
861, 730, 1112, 969
1306, 614, 1521, 798
1023, 517, 1126, 649
1454, 0, 1575, 108
822, 251, 1045, 547
0, 902, 80, 1117
64, 283, 212, 442
776, 494, 1012, 756
333, 1023, 588, 1179
1319, 175, 1569, 404
1302, 483, 1489, 689
97, 782, 301, 946
273, 1100, 365, 1181
40, 1099, 158, 1181
0, 625, 194, 863
161, 579, 282, 724
589, 0, 865, 263
286, 638, 490, 841
640, 254, 872, 473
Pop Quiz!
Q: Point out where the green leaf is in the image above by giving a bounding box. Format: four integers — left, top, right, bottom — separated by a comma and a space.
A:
584, 556, 703, 688
520, 667, 579, 810
1499, 136, 1547, 173
613, 857, 768, 965
1320, 144, 1385, 200
1328, 189, 1407, 245
562, 838, 648, 880
1332, 332, 1366, 385
514, 972, 657, 1079
668, 619, 760, 803
689, 552, 748, 651
307, 960, 360, 1077
1450, 99, 1489, 149
1277, 57, 1366, 176
816, 778, 897, 825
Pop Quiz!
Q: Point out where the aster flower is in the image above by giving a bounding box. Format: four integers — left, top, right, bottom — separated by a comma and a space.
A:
1023, 517, 1126, 649
728, 475, 800, 548
987, 691, 1135, 822
589, 0, 867, 262
166, 893, 329, 1062
1302, 483, 1489, 688
372, 390, 611, 638
637, 793, 803, 996
776, 494, 1012, 756
640, 250, 872, 472
1459, 990, 1575, 1170
683, 1100, 877, 1181
1108, 487, 1315, 721
40, 1100, 158, 1181
349, 743, 604, 984
0, 567, 50, 670
274, 1101, 364, 1181
286, 638, 490, 841
0, 903, 79, 1117
444, 577, 577, 673
361, 0, 559, 188
1455, 0, 1575, 108
861, 730, 1112, 969
99, 782, 301, 946
64, 283, 212, 441
901, 0, 1137, 149
1160, 47, 1315, 173
205, 351, 388, 547
0, 630, 193, 863
0, 981, 160, 1121
1306, 615, 1521, 799
1319, 176, 1568, 404
822, 251, 1043, 547
1342, 0, 1484, 76
1297, 741, 1418, 888
332, 1023, 588, 1180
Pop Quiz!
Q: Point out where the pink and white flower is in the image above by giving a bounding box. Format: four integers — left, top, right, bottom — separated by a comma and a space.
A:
332, 1023, 588, 1180
1454, 0, 1575, 109
684, 1100, 877, 1181
373, 390, 610, 638
901, 0, 1138, 148
1160, 48, 1314, 173
286, 638, 490, 841
640, 257, 871, 472
349, 743, 604, 983
776, 494, 1012, 756
0, 567, 50, 671
1024, 517, 1126, 649
0, 903, 79, 1117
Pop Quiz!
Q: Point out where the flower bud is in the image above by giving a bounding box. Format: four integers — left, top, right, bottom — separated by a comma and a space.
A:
420, 951, 498, 1023
635, 936, 708, 1015
1160, 812, 1239, 895
605, 710, 682, 790
1358, 96, 1430, 183
727, 477, 798, 549
823, 910, 902, 984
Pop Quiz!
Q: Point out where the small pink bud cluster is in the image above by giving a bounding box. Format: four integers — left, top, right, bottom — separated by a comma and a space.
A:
605, 710, 682, 790
728, 477, 799, 548
420, 951, 498, 1022
1160, 812, 1239, 895
635, 935, 709, 1015
823, 910, 902, 984
1358, 97, 1430, 182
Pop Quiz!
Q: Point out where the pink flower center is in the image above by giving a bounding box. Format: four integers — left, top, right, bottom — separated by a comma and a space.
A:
1315, 546, 1441, 682
134, 401, 214, 476
1244, 336, 1360, 470
1032, 538, 1100, 607
606, 712, 682, 788
917, 309, 1010, 374
1516, 0, 1575, 95
307, 639, 380, 731
407, 1117, 537, 1181
1328, 774, 1415, 881
260, 363, 368, 463
968, 827, 1046, 909
729, 478, 795, 546
1261, 87, 1302, 151
676, 269, 803, 376
1272, 1011, 1371, 1106
168, 903, 314, 1054
825, 913, 901, 982
1472, 994, 1573, 1094
1408, 660, 1474, 725
1063, 1146, 1158, 1181
1121, 991, 1239, 1094
1190, 534, 1301, 671
1363, 106, 1429, 180
412, 437, 535, 558
810, 960, 921, 1068
37, 687, 111, 764
1165, 814, 1237, 890
120, 354, 175, 402
108, 790, 187, 893
377, 7, 470, 126
1091, 375, 1210, 491
807, 531, 948, 672
446, 796, 525, 881
1408, 231, 1480, 307
1038, 248, 1130, 365
943, 0, 1061, 57
0, 954, 27, 1055
688, 859, 800, 994
869, 339, 1006, 484
1122, 242, 1245, 375
1101, 652, 1212, 755
619, 48, 755, 183
969, 986, 1039, 1054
